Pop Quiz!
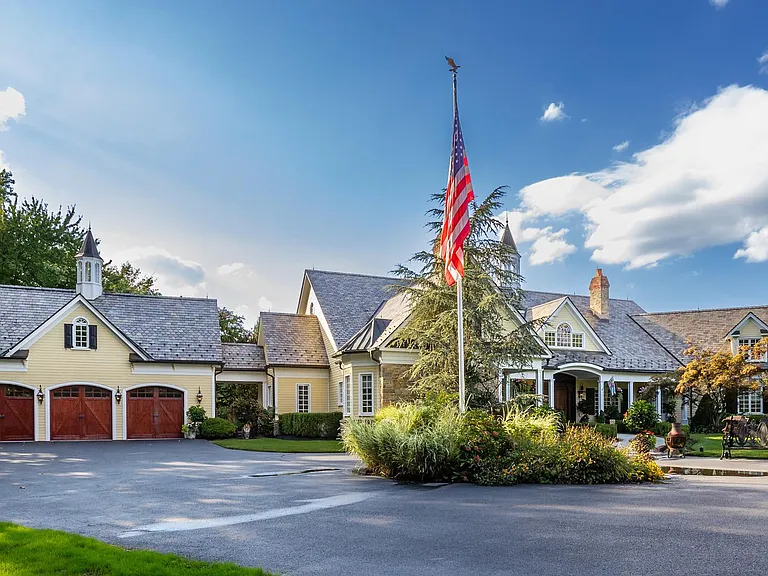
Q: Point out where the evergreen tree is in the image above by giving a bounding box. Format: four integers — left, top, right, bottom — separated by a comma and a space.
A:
392, 186, 541, 407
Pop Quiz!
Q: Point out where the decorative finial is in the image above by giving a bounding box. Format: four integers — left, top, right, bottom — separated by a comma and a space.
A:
445, 56, 460, 73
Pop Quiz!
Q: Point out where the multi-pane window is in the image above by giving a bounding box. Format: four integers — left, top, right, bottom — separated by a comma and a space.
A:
343, 375, 351, 416
738, 388, 763, 414
297, 384, 310, 413
738, 338, 767, 362
360, 374, 373, 416
556, 323, 572, 347
544, 332, 556, 347
338, 382, 344, 406
572, 333, 584, 348
73, 317, 89, 349
548, 323, 584, 348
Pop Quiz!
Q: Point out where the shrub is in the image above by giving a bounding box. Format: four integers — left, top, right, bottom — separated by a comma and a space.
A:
690, 394, 719, 432
624, 400, 659, 433
573, 422, 617, 440
186, 405, 206, 425
199, 417, 236, 439
626, 452, 665, 482
342, 402, 463, 481
629, 431, 656, 454
279, 412, 343, 439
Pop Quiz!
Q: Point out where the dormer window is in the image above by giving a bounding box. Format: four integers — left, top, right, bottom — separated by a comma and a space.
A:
73, 317, 90, 349
545, 323, 585, 349
738, 338, 768, 362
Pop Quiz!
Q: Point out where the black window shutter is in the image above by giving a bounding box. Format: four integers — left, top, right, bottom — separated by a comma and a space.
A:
89, 325, 98, 350
64, 324, 73, 348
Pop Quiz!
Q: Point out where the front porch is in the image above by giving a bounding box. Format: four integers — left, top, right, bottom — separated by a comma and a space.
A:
500, 363, 675, 423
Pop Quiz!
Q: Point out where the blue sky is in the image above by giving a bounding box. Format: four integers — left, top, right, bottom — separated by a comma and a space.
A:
1, 0, 768, 324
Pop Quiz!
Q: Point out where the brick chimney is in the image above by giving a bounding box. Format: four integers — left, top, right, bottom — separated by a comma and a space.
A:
589, 268, 610, 319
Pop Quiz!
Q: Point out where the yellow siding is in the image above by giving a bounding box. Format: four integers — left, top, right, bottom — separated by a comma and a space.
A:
739, 318, 764, 338
542, 304, 603, 352
2, 304, 215, 441
319, 324, 343, 412
274, 367, 329, 414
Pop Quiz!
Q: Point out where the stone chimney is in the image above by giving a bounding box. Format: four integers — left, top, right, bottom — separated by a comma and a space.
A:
589, 268, 610, 319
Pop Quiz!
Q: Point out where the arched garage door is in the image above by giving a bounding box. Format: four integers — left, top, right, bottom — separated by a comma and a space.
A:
0, 385, 35, 441
127, 386, 184, 439
50, 385, 112, 440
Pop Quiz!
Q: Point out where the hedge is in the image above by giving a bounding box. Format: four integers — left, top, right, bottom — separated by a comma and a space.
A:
199, 417, 237, 440
573, 422, 617, 439
279, 412, 343, 439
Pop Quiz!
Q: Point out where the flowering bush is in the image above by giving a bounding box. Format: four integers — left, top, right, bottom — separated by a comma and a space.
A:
628, 431, 656, 454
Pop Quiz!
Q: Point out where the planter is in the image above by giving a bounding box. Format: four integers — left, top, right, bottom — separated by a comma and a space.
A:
587, 415, 597, 423
184, 430, 197, 440
665, 422, 686, 457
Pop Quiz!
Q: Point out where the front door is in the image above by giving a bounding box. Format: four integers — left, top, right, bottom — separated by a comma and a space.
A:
0, 385, 35, 441
50, 385, 112, 440
554, 374, 576, 422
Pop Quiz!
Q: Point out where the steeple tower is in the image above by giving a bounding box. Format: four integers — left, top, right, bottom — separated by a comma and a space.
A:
500, 216, 521, 291
75, 226, 103, 300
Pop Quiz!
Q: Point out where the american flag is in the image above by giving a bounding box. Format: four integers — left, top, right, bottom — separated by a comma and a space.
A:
440, 96, 475, 286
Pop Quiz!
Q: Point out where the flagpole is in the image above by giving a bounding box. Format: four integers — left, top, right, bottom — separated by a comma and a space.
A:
450, 63, 467, 414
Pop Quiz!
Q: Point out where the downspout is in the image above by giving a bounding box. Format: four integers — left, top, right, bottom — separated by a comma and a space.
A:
213, 362, 224, 418
370, 349, 382, 411
264, 365, 278, 435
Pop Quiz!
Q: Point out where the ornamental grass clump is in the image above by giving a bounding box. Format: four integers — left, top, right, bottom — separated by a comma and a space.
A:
342, 401, 463, 481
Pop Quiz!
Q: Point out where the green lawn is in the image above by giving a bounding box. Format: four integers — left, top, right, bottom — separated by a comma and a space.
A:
213, 437, 345, 453
0, 522, 271, 576
688, 433, 768, 459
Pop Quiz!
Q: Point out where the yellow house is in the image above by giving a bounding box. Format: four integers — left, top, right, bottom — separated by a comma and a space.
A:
0, 229, 221, 441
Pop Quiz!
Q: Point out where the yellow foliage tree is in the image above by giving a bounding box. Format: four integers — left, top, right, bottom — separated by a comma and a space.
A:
676, 339, 766, 418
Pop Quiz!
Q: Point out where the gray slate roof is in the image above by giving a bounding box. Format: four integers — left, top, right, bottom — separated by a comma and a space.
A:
76, 229, 101, 259
221, 343, 266, 370
305, 269, 405, 348
260, 312, 329, 367
338, 291, 412, 354
0, 285, 222, 363
522, 290, 682, 373
634, 306, 768, 362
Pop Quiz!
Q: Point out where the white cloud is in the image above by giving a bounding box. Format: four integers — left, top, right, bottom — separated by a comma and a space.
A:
710, 0, 728, 7
111, 246, 207, 296
541, 102, 566, 122
735, 227, 768, 262
520, 85, 768, 269
217, 262, 245, 275
258, 296, 273, 311
612, 140, 629, 152
0, 87, 25, 130
528, 228, 577, 265
758, 51, 768, 74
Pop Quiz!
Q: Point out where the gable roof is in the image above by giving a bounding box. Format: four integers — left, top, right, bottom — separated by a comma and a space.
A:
76, 228, 101, 259
522, 290, 681, 372
303, 269, 405, 348
337, 291, 413, 354
531, 296, 611, 355
634, 306, 768, 361
221, 343, 266, 370
260, 312, 329, 367
0, 285, 222, 363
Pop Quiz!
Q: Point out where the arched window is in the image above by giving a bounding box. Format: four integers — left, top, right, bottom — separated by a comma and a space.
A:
73, 317, 90, 349
77, 261, 83, 283
309, 302, 314, 315
85, 261, 92, 282
556, 323, 572, 347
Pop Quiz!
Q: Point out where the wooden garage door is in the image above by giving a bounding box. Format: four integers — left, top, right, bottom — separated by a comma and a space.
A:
0, 385, 35, 441
127, 386, 184, 439
50, 386, 112, 440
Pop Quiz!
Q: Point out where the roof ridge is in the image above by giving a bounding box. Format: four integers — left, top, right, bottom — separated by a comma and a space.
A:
0, 284, 74, 293
101, 291, 214, 302
525, 289, 637, 305
637, 305, 768, 317
221, 342, 263, 347
261, 311, 311, 318
306, 269, 398, 282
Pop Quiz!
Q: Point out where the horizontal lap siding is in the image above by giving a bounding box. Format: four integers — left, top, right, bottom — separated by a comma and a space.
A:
544, 305, 603, 352
1, 304, 215, 440
275, 368, 329, 414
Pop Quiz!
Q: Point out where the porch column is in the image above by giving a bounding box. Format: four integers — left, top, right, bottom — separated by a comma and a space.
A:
548, 377, 555, 408
628, 381, 634, 408
656, 387, 663, 416
536, 369, 544, 405
598, 378, 605, 414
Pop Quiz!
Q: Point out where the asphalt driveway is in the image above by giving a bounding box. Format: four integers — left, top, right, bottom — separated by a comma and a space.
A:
2, 441, 768, 575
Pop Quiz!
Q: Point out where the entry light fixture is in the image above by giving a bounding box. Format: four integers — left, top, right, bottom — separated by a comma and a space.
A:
578, 384, 585, 400
114, 386, 122, 404
36, 385, 45, 404
197, 387, 204, 404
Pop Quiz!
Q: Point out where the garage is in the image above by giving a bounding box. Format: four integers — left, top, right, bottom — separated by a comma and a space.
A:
0, 385, 35, 441
50, 385, 112, 440
126, 386, 184, 439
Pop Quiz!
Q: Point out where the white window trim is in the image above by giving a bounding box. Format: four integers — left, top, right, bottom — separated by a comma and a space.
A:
72, 317, 90, 350
359, 372, 374, 416
337, 381, 344, 407
546, 323, 586, 350
296, 383, 311, 413
343, 375, 351, 416
737, 385, 764, 414
736, 337, 768, 363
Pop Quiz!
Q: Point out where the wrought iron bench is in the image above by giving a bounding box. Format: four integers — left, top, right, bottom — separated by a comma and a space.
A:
721, 416, 768, 459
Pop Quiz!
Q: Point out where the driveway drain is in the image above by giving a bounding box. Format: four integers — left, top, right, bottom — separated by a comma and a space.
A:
248, 468, 340, 478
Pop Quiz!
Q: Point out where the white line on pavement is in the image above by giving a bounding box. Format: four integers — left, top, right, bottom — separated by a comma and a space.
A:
118, 491, 379, 538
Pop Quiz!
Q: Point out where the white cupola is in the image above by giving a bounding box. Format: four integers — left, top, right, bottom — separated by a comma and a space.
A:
500, 216, 521, 291
75, 226, 103, 300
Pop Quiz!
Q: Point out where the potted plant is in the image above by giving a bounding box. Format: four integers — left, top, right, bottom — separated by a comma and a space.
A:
183, 405, 207, 439
181, 423, 196, 439
577, 398, 596, 422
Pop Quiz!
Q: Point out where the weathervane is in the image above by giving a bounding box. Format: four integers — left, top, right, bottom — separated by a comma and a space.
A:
445, 56, 460, 74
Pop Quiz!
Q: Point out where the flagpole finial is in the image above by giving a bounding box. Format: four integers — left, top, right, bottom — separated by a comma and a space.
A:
445, 56, 460, 74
